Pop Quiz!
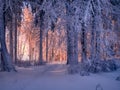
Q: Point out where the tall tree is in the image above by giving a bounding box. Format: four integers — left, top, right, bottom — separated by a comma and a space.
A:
0, 0, 15, 71
66, 0, 78, 65
81, 22, 87, 62
89, 0, 103, 61
39, 10, 45, 64
46, 31, 48, 62
5, 0, 23, 64
12, 0, 23, 64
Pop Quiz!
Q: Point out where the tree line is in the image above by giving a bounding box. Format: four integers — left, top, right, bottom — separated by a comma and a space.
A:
0, 0, 120, 72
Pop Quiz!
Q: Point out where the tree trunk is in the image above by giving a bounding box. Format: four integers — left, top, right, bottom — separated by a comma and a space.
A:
39, 10, 45, 64
9, 21, 13, 60
91, 0, 101, 61
29, 35, 32, 61
66, 27, 75, 65
81, 22, 87, 62
13, 14, 18, 64
74, 30, 78, 63
91, 14, 96, 61
95, 29, 101, 60
0, 47, 2, 69
46, 31, 48, 62
0, 0, 15, 71
66, 1, 78, 65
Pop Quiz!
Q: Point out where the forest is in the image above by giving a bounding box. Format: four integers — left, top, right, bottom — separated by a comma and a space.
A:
0, 0, 120, 90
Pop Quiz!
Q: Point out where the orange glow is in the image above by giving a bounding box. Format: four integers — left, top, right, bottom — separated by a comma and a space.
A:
17, 5, 67, 63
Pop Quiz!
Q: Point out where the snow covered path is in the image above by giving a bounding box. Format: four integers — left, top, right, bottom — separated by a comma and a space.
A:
0, 64, 120, 90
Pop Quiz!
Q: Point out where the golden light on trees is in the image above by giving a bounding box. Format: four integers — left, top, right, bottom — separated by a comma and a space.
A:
17, 5, 67, 63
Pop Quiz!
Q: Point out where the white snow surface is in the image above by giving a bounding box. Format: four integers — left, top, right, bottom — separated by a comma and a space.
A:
0, 64, 120, 90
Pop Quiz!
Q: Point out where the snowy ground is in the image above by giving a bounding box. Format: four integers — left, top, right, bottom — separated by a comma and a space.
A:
0, 64, 120, 90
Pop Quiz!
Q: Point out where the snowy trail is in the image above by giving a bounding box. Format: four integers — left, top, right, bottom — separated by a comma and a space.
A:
0, 64, 120, 90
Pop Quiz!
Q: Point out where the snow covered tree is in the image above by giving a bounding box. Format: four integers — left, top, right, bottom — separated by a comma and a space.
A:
5, 0, 23, 64
66, 0, 78, 65
0, 0, 15, 71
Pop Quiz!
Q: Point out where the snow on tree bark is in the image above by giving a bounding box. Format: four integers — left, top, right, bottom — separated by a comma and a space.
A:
0, 0, 15, 71
66, 0, 78, 65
